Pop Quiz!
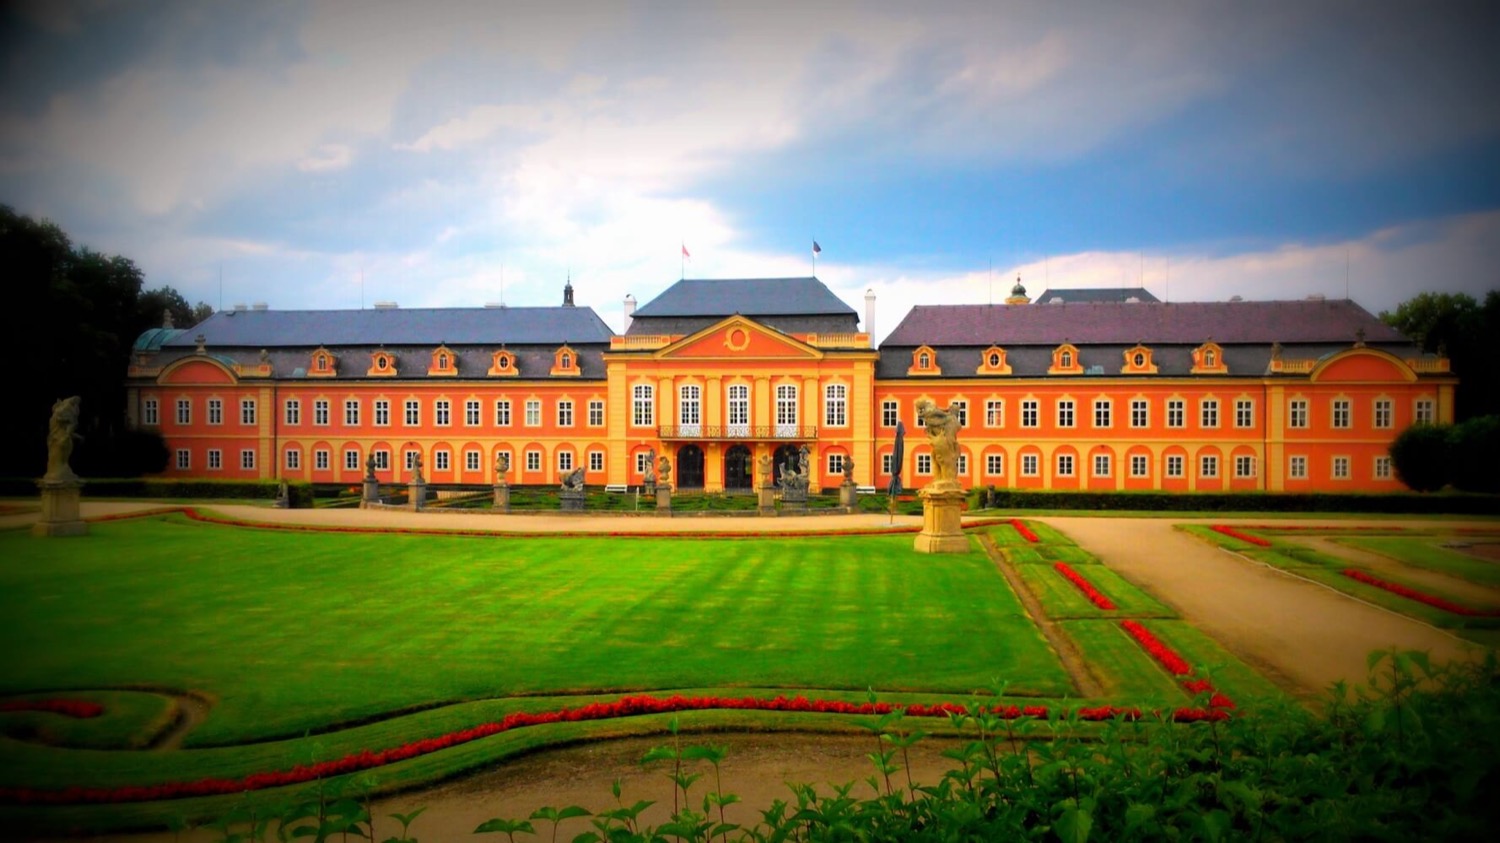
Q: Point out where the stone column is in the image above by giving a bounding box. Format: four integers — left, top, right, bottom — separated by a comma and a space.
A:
361, 477, 381, 508
656, 486, 672, 512
914, 485, 968, 553
408, 480, 426, 511
757, 486, 777, 515
34, 478, 88, 537
839, 480, 858, 511
492, 481, 510, 512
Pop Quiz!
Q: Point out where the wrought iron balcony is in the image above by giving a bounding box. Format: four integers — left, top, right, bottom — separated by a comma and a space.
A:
657, 424, 819, 441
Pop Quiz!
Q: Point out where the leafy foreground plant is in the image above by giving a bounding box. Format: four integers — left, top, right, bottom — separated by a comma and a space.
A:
216, 651, 1500, 841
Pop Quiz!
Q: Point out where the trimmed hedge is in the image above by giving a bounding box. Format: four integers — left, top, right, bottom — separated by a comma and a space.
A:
968, 487, 1499, 515
0, 477, 314, 508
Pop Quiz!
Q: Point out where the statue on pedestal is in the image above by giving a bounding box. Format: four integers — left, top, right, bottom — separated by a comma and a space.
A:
410, 453, 424, 485
756, 452, 774, 489
44, 396, 83, 483
561, 466, 586, 490
842, 455, 856, 485
915, 399, 961, 490
364, 453, 378, 482
657, 454, 672, 487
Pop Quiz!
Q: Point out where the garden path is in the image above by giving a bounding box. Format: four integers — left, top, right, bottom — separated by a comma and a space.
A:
1040, 517, 1488, 700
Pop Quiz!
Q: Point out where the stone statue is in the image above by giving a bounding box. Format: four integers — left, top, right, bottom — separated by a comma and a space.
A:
562, 466, 586, 490
756, 452, 774, 489
643, 448, 657, 492
777, 453, 809, 493
657, 455, 672, 486
365, 452, 378, 481
915, 399, 961, 489
842, 455, 855, 484
410, 453, 424, 485
497, 452, 511, 481
44, 396, 83, 483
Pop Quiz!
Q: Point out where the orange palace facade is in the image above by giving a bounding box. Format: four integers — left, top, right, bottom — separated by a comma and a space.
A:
126, 277, 1454, 494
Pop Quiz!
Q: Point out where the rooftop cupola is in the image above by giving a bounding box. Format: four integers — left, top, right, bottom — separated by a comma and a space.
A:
1005, 276, 1031, 305
563, 277, 575, 307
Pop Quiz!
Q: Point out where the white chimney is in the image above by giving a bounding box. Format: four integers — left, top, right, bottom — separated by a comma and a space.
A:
623, 293, 637, 333
251, 302, 268, 311
373, 301, 399, 309
864, 288, 876, 340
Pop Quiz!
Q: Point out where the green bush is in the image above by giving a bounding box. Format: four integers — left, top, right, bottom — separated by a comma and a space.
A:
1389, 423, 1451, 491
0, 477, 314, 508
1447, 415, 1500, 493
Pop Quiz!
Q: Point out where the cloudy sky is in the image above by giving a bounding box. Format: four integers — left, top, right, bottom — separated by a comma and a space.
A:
3, 0, 1498, 340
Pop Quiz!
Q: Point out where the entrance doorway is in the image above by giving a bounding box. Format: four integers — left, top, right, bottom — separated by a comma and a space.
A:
771, 443, 802, 487
676, 445, 705, 489
724, 444, 753, 491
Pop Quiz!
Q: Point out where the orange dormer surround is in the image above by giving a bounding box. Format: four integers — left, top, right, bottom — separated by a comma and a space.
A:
549, 344, 581, 377
1122, 344, 1158, 374
1191, 341, 1228, 374
1048, 343, 1083, 375
976, 345, 1012, 375
487, 349, 518, 377
907, 345, 941, 376
428, 345, 458, 377
309, 347, 337, 377
367, 350, 397, 377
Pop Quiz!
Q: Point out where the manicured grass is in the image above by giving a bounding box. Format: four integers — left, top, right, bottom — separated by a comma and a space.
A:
1015, 564, 1174, 619
1, 514, 1070, 749
1338, 536, 1500, 588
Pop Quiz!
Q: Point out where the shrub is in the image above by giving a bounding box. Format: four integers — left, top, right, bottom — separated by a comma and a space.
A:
1389, 423, 1451, 491
1447, 415, 1500, 493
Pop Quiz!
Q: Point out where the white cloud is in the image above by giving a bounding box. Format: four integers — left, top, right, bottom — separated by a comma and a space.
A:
296, 143, 353, 172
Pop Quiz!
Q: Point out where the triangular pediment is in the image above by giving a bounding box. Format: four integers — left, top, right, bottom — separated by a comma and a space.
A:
653, 315, 824, 360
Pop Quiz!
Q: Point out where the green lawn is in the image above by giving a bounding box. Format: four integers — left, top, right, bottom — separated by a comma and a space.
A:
1337, 536, 1500, 588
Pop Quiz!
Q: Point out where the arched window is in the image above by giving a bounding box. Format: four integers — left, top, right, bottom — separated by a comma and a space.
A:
1061, 351, 1073, 368
438, 353, 448, 369
561, 353, 572, 369
1205, 349, 1216, 367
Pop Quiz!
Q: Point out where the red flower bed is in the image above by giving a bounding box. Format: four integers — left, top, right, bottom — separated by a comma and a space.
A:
1119, 621, 1236, 712
1053, 562, 1117, 610
0, 689, 1231, 805
1209, 525, 1271, 547
1341, 569, 1500, 617
1010, 519, 1040, 543
0, 700, 104, 718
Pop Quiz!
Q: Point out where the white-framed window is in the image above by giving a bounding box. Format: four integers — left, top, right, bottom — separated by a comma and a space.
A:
374, 399, 390, 426
1130, 454, 1148, 477
1289, 455, 1308, 479
558, 399, 575, 427
1415, 398, 1434, 425
588, 399, 605, 427
1057, 453, 1075, 477
285, 448, 301, 470
1021, 399, 1039, 428
1130, 399, 1148, 428
1057, 399, 1075, 428
727, 385, 749, 435
208, 398, 223, 425
1235, 399, 1254, 428
1093, 399, 1111, 428
373, 450, 389, 471
344, 399, 360, 427
284, 399, 300, 426
315, 399, 330, 426
985, 399, 1004, 427
916, 454, 933, 475
525, 399, 541, 426
636, 452, 653, 474
143, 398, 160, 426
495, 399, 511, 426
827, 453, 846, 475
1200, 455, 1219, 478
207, 449, 221, 470
342, 449, 356, 470
632, 384, 654, 427
435, 399, 451, 426
1332, 456, 1350, 479
1374, 455, 1392, 479
175, 398, 191, 425
588, 450, 604, 472
1200, 399, 1219, 429
1167, 399, 1184, 428
1289, 399, 1308, 429
881, 399, 899, 427
176, 448, 190, 469
1374, 399, 1392, 429
957, 453, 968, 476
319, 449, 333, 470
1021, 453, 1039, 476
466, 450, 481, 472
240, 398, 256, 426
526, 450, 541, 472
952, 401, 968, 428
1166, 455, 1184, 478
986, 453, 1004, 476
678, 386, 700, 432
775, 384, 798, 435
435, 450, 450, 471
405, 450, 419, 471
240, 449, 256, 470
465, 399, 481, 426
404, 399, 419, 426
557, 451, 573, 472
1235, 455, 1255, 478
824, 384, 848, 427
1093, 453, 1110, 477
1332, 399, 1350, 429
882, 453, 894, 475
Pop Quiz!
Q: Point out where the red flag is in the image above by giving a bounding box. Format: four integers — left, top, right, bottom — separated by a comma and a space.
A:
682, 244, 691, 258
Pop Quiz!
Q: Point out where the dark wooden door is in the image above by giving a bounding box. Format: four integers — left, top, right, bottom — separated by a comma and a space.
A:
676, 445, 705, 489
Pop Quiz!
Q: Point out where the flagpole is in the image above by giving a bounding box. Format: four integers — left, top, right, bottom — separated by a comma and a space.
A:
680, 241, 685, 280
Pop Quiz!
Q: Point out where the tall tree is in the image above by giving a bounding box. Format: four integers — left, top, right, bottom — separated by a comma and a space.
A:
1381, 290, 1500, 421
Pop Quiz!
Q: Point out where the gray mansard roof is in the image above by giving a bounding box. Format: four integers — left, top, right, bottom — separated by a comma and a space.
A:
163, 306, 614, 348
631, 277, 857, 319
1034, 287, 1161, 304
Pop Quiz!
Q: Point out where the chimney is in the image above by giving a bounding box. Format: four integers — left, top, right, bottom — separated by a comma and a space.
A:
251, 302, 268, 311
373, 301, 399, 309
623, 293, 637, 333
864, 288, 876, 339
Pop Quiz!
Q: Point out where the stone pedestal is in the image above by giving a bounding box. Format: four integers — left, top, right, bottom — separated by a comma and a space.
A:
560, 489, 586, 512
839, 482, 858, 510
780, 487, 808, 513
361, 478, 380, 508
656, 487, 672, 512
33, 479, 88, 537
757, 487, 777, 515
914, 486, 968, 554
408, 481, 426, 511
492, 483, 510, 512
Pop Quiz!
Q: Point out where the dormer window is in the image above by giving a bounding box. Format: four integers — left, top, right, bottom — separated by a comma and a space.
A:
975, 345, 1012, 375
428, 345, 458, 377
1133, 352, 1144, 367
1061, 351, 1073, 368
366, 350, 397, 377
317, 356, 328, 371
907, 345, 941, 376
498, 356, 509, 369
561, 352, 572, 369
1122, 344, 1158, 374
309, 347, 337, 377
1048, 343, 1083, 375
549, 344, 581, 377
1191, 341, 1228, 374
488, 349, 518, 377
920, 352, 931, 367
1204, 349, 1216, 367
439, 353, 448, 368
